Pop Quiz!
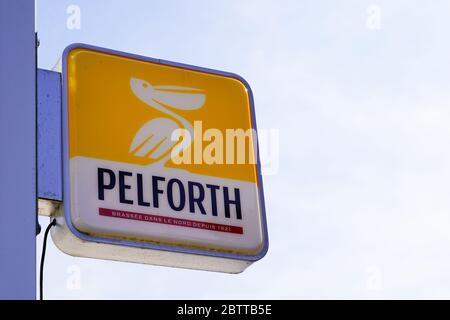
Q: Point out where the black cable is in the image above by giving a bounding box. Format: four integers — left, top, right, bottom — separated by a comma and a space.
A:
40, 218, 56, 300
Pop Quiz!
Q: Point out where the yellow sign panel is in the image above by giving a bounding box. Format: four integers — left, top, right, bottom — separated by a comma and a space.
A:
62, 44, 267, 269
67, 48, 257, 182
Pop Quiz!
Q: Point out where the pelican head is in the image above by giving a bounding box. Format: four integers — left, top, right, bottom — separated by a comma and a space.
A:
130, 77, 206, 110
130, 77, 154, 105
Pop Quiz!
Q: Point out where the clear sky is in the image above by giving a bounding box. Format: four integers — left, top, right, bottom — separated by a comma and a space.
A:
36, 0, 450, 299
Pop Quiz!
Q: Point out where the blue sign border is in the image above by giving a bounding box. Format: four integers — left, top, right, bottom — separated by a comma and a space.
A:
62, 43, 268, 263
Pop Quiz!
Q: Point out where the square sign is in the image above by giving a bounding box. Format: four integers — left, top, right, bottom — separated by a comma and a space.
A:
55, 43, 268, 273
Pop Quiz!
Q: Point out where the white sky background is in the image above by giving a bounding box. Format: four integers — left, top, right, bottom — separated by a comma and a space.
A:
36, 0, 450, 299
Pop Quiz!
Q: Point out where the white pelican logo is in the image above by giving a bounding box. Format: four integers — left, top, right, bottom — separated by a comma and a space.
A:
129, 77, 206, 166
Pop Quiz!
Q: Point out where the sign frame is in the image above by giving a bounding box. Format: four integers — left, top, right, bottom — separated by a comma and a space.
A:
61, 43, 269, 265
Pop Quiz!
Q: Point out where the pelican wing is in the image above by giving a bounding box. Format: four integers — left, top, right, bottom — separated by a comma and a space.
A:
129, 124, 154, 153
129, 118, 180, 158
152, 86, 206, 110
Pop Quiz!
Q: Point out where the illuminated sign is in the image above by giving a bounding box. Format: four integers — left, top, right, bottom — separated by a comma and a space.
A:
53, 43, 268, 273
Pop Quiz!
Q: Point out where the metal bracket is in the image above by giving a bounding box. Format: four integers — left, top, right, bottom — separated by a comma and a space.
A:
37, 68, 62, 217
37, 68, 62, 202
